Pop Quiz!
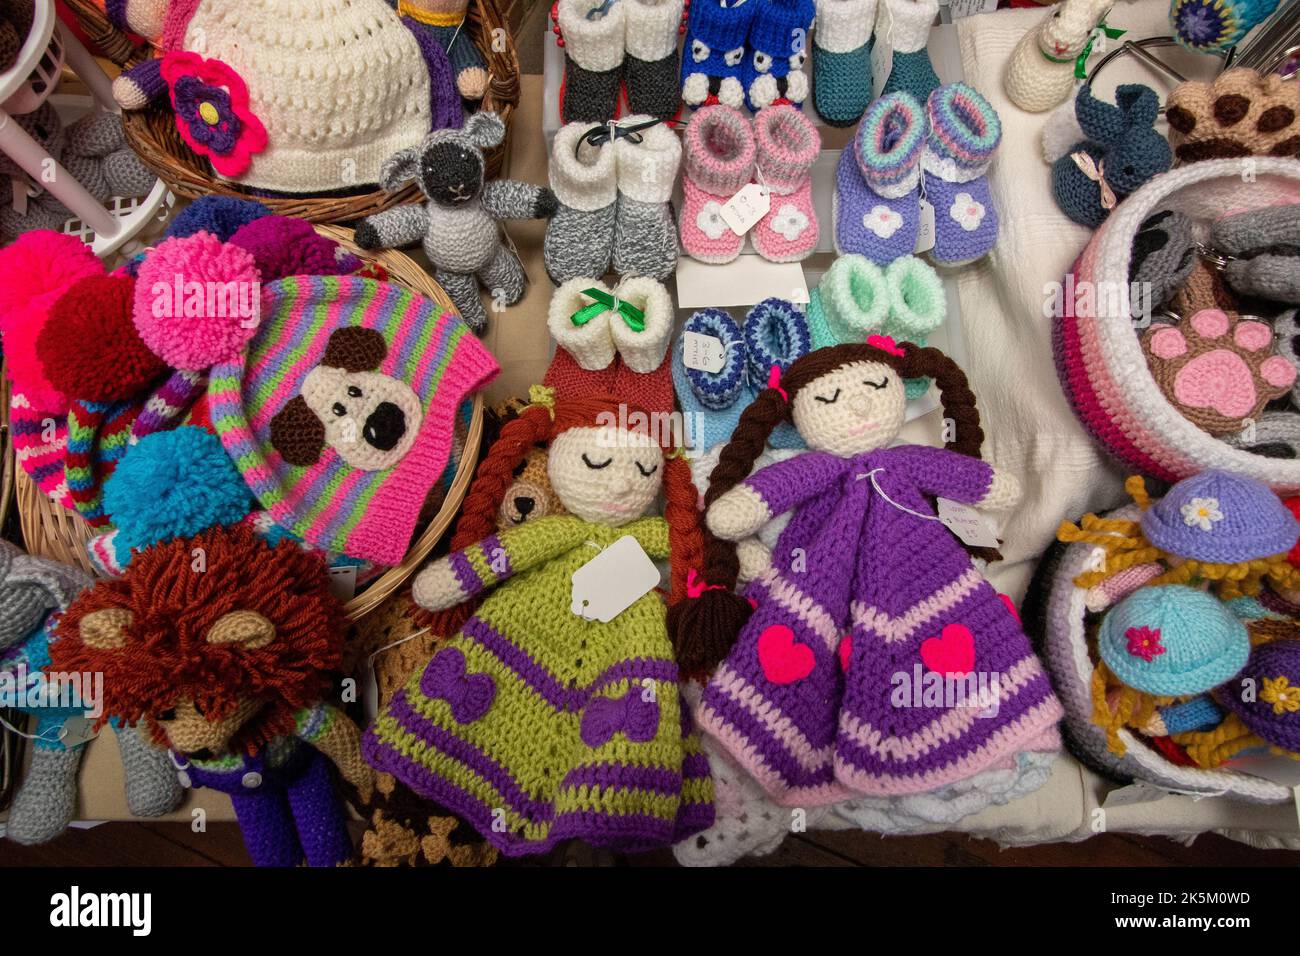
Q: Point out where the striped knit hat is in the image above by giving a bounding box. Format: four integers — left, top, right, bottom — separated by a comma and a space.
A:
209, 276, 498, 565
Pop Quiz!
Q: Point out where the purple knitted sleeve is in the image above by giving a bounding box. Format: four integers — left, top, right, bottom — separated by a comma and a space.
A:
894, 445, 993, 504
741, 451, 848, 516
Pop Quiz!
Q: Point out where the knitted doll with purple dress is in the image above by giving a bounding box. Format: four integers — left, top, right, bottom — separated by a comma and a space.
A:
670, 338, 1063, 804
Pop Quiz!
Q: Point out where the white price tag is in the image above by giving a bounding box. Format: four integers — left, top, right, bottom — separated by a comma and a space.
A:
718, 183, 771, 236
327, 564, 358, 601
1102, 781, 1171, 808
682, 331, 727, 373
61, 716, 101, 748
914, 198, 936, 254
571, 535, 661, 622
948, 0, 998, 17
936, 497, 1000, 548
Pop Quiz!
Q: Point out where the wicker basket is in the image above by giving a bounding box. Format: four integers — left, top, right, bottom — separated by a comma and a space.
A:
61, 0, 520, 223
8, 223, 485, 623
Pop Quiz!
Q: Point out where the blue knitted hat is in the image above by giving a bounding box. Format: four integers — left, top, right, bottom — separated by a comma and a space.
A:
1140, 470, 1300, 563
1098, 585, 1250, 696
672, 299, 810, 453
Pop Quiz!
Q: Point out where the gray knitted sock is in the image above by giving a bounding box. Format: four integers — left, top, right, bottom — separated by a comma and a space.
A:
7, 745, 82, 844
558, 0, 625, 123
437, 268, 487, 331
1129, 209, 1196, 310
116, 722, 183, 817
102, 149, 157, 200
611, 117, 680, 280
545, 122, 617, 283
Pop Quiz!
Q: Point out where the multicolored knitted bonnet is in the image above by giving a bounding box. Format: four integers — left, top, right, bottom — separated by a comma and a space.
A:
209, 275, 498, 565
1140, 470, 1300, 563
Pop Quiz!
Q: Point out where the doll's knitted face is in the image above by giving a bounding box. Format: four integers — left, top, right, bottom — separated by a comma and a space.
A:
792, 361, 907, 457
547, 426, 664, 526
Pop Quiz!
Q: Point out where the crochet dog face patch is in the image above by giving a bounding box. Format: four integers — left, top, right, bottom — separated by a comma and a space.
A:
271, 327, 424, 472
210, 276, 499, 565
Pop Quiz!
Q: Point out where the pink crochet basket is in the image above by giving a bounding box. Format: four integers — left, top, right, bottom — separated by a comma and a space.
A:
1054, 158, 1300, 494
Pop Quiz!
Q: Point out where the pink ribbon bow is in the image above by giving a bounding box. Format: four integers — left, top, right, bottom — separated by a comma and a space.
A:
1069, 151, 1118, 211
866, 334, 905, 357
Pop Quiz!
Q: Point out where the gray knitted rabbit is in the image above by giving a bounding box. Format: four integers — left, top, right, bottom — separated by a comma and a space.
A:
355, 112, 558, 331
0, 541, 181, 844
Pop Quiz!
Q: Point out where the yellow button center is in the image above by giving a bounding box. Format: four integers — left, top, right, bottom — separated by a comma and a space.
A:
198, 101, 220, 125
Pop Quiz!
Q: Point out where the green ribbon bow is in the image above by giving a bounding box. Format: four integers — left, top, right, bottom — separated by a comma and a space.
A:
1040, 19, 1127, 79
570, 287, 645, 332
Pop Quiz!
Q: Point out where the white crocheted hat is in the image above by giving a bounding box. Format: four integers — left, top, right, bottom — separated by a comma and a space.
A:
173, 0, 433, 193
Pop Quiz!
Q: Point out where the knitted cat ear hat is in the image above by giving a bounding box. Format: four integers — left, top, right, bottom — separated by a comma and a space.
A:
208, 275, 499, 565
669, 339, 992, 674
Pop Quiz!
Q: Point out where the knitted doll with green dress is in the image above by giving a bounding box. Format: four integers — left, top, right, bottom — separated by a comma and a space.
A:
364, 395, 715, 856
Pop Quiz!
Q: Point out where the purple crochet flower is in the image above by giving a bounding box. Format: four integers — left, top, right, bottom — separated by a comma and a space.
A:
1176, 0, 1228, 47
161, 53, 268, 177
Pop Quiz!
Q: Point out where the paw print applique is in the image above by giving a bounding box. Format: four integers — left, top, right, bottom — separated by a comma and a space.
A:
1142, 308, 1297, 436
1165, 68, 1300, 163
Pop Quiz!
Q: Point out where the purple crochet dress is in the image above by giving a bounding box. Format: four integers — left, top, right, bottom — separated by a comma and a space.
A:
697, 444, 1063, 805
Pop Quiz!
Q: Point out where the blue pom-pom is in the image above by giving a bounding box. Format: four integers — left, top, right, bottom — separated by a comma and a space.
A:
165, 197, 272, 243
103, 427, 252, 559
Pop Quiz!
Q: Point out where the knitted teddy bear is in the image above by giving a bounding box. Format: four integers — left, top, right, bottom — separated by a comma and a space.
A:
1050, 84, 1172, 229
0, 104, 155, 245
671, 338, 1065, 803
355, 112, 558, 332
0, 540, 181, 844
364, 396, 716, 856
48, 523, 375, 867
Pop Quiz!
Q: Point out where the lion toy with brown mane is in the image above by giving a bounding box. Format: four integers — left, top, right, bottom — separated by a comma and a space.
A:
49, 523, 374, 867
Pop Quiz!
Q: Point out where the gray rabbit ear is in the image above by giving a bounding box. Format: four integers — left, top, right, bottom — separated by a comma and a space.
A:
463, 111, 506, 152
378, 147, 422, 192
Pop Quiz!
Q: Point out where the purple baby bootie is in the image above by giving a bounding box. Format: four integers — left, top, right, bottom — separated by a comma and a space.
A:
922, 83, 1002, 265
833, 91, 925, 264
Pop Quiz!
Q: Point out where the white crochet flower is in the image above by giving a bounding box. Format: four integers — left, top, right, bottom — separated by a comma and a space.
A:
1181, 496, 1224, 531
696, 201, 728, 240
949, 193, 986, 232
863, 205, 903, 239
768, 204, 808, 241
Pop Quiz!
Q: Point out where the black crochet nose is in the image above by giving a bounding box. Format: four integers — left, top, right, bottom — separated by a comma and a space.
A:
514, 496, 535, 516
363, 402, 406, 451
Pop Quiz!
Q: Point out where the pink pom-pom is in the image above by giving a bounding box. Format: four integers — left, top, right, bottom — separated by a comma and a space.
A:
132, 231, 263, 370
0, 232, 105, 414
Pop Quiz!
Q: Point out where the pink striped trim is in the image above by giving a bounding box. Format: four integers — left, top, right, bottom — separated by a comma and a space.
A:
706, 664, 835, 773
851, 565, 984, 645
752, 567, 841, 652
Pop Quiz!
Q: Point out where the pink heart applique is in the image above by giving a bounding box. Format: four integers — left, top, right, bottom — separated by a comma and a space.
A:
920, 623, 976, 677
998, 593, 1021, 624
757, 624, 815, 685
838, 634, 852, 672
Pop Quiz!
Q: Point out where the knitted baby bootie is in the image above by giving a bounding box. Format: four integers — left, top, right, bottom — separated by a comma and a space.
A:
680, 105, 758, 263
682, 0, 760, 110
812, 0, 877, 127
742, 0, 816, 112
741, 297, 811, 448
833, 91, 925, 263
672, 307, 748, 453
612, 117, 682, 280
923, 83, 1001, 265
610, 275, 676, 412
878, 0, 940, 103
807, 254, 891, 348
545, 121, 618, 284
885, 254, 945, 397
625, 0, 686, 120
558, 0, 626, 123
544, 278, 620, 400
750, 105, 820, 261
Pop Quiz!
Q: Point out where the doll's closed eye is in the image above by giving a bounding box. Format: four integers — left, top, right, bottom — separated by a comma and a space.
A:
864, 377, 889, 390
581, 453, 613, 470
814, 388, 841, 404
635, 461, 658, 478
